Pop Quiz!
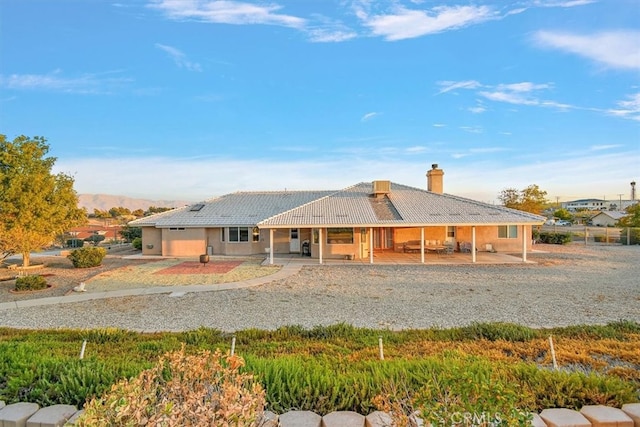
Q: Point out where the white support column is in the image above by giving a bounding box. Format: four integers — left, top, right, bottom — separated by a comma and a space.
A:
471, 226, 477, 263
522, 225, 528, 262
319, 228, 323, 264
420, 227, 425, 264
269, 228, 274, 265
369, 227, 374, 264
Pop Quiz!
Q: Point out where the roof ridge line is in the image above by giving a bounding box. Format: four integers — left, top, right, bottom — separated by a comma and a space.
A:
257, 184, 362, 225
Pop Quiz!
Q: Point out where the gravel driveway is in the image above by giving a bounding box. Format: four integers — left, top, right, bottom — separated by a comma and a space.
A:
1, 244, 638, 332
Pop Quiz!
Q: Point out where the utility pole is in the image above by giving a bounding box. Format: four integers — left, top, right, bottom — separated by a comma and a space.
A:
618, 194, 624, 211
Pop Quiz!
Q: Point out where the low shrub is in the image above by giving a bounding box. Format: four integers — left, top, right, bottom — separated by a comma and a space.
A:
457, 322, 538, 342
77, 345, 266, 426
375, 357, 535, 426
83, 234, 105, 245
0, 323, 638, 416
538, 231, 572, 244
132, 237, 142, 250
14, 275, 48, 292
67, 247, 107, 268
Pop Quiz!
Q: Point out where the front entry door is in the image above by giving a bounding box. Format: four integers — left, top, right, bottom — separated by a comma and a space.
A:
290, 228, 300, 253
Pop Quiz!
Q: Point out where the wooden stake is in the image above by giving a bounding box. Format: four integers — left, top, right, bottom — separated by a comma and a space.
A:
378, 336, 384, 360
231, 336, 236, 356
548, 335, 558, 370
80, 340, 87, 360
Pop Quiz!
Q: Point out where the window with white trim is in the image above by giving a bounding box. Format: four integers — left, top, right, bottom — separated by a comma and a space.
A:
498, 225, 518, 239
229, 227, 250, 242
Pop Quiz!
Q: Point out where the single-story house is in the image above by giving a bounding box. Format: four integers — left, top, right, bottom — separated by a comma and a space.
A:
589, 211, 627, 227
128, 165, 545, 264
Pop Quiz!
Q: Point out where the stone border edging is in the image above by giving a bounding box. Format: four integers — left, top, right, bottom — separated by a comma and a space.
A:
2, 401, 639, 427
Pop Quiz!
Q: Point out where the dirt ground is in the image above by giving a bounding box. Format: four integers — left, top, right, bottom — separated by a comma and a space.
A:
0, 246, 148, 301
0, 242, 633, 303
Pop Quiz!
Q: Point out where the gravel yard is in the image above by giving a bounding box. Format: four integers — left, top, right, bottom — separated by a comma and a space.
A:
1, 244, 638, 332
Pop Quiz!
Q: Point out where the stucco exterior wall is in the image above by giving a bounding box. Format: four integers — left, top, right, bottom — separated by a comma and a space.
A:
394, 227, 449, 246
162, 228, 206, 257
141, 227, 162, 255
456, 225, 532, 253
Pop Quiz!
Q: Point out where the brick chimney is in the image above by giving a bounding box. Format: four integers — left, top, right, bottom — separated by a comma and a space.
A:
426, 164, 444, 194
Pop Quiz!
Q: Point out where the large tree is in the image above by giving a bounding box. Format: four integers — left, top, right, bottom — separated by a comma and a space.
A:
617, 203, 640, 228
498, 184, 548, 215
0, 135, 87, 266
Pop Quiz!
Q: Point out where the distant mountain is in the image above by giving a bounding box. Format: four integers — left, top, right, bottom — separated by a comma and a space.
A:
78, 194, 192, 212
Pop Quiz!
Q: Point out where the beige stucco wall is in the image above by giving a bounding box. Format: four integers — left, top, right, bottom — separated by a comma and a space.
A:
142, 224, 535, 258
456, 225, 533, 253
141, 227, 162, 256
162, 228, 207, 257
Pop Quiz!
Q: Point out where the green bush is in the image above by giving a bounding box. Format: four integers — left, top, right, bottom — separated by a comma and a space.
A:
67, 247, 107, 268
132, 237, 142, 250
14, 275, 48, 292
538, 231, 573, 244
83, 234, 105, 244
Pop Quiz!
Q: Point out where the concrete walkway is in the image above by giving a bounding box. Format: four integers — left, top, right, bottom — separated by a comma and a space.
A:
0, 251, 532, 311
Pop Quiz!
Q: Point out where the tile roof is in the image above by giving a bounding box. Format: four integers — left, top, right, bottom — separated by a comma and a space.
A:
129, 182, 545, 228
128, 191, 334, 227
259, 182, 545, 227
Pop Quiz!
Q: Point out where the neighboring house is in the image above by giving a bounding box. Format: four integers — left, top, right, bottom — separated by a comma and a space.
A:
129, 165, 545, 264
66, 225, 123, 242
589, 211, 627, 227
563, 199, 608, 212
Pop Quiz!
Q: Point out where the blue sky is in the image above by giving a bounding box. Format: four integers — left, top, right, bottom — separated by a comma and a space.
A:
1, 0, 639, 204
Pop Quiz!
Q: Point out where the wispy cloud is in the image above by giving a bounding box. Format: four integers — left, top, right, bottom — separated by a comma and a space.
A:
459, 126, 483, 134
436, 80, 482, 95
533, 30, 640, 71
479, 84, 564, 108
590, 144, 622, 151
0, 70, 131, 94
440, 79, 577, 111
440, 80, 640, 122
468, 105, 486, 114
532, 0, 597, 7
148, 0, 361, 43
307, 27, 357, 43
359, 5, 497, 41
149, 0, 305, 28
405, 146, 428, 153
155, 43, 202, 71
361, 111, 381, 122
607, 93, 640, 121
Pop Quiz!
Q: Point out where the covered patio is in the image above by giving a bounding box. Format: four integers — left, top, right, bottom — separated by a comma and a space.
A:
263, 249, 536, 266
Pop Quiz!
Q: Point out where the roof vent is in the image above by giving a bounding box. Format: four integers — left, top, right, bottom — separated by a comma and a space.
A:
372, 180, 391, 197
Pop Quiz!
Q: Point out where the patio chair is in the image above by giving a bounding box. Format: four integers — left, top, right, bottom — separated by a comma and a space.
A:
460, 242, 473, 253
